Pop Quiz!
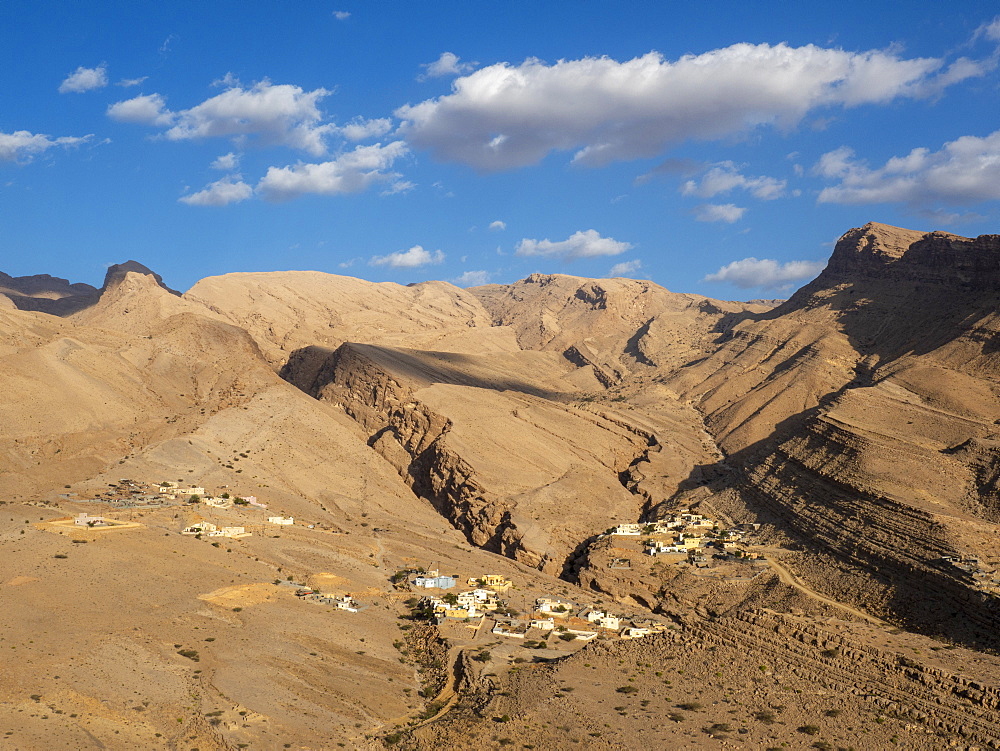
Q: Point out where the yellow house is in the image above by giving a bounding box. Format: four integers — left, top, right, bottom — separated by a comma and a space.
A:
468, 574, 513, 593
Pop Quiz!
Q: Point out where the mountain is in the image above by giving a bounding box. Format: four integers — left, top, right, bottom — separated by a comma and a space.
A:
4, 224, 1000, 750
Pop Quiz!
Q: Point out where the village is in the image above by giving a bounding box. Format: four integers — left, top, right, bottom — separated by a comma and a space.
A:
603, 508, 768, 573
389, 567, 670, 648
53, 478, 325, 540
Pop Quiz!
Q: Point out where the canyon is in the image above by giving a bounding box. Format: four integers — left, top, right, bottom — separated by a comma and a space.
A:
3, 221, 1000, 749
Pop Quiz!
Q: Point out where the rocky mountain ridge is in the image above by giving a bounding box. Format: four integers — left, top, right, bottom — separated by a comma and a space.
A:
5, 221, 1000, 749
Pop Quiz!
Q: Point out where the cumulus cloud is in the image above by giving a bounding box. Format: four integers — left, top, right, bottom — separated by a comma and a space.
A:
369, 245, 445, 268
693, 203, 746, 223
108, 81, 335, 155
489, 220, 506, 231
420, 52, 476, 80
210, 152, 239, 170
682, 161, 785, 200
256, 141, 408, 201
178, 176, 253, 206
116, 76, 148, 88
515, 229, 632, 260
396, 44, 985, 170
333, 10, 351, 20
608, 259, 642, 277
0, 130, 92, 162
704, 257, 825, 289
453, 270, 492, 286
107, 93, 174, 125
339, 116, 393, 141
816, 129, 1000, 206
59, 64, 108, 93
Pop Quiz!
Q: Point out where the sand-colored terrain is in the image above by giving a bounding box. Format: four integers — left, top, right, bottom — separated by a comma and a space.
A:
4, 223, 1000, 749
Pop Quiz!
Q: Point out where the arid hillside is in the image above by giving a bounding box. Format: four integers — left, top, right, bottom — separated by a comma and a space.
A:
3, 222, 1000, 750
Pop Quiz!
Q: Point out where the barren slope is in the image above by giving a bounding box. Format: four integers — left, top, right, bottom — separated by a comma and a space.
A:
185, 271, 508, 368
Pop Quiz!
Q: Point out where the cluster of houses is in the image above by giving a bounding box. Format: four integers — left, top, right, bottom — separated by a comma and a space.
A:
294, 588, 362, 613
410, 568, 666, 643
607, 510, 762, 562
491, 598, 666, 642
158, 484, 269, 511
941, 555, 1000, 593
77, 479, 177, 508
73, 479, 277, 511
416, 571, 512, 621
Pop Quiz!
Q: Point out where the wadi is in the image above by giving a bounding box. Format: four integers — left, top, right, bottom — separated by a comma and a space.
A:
4, 221, 1000, 750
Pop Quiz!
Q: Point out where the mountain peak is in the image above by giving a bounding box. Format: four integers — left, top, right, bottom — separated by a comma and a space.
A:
101, 261, 180, 296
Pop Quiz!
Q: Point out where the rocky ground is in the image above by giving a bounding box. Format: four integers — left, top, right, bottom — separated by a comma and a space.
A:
3, 223, 1000, 749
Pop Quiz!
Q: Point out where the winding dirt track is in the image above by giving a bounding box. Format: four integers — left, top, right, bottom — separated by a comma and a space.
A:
765, 554, 884, 625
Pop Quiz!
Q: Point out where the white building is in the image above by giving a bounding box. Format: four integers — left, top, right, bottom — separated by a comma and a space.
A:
267, 516, 294, 525
165, 486, 205, 497
611, 523, 643, 536
182, 522, 217, 535
208, 526, 251, 538
74, 513, 106, 527
334, 595, 359, 613
536, 598, 574, 616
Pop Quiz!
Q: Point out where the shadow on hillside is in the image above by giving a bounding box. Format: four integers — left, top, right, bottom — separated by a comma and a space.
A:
6, 292, 101, 316
661, 396, 1000, 654
284, 342, 579, 403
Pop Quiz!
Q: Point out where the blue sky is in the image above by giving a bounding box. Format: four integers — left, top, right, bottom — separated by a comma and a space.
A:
2, 1, 999, 298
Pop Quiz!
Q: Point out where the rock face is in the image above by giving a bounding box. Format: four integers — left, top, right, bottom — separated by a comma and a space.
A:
471, 272, 768, 381
282, 341, 651, 574
654, 222, 1000, 648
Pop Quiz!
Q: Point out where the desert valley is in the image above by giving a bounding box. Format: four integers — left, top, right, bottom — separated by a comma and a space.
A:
2, 222, 1000, 749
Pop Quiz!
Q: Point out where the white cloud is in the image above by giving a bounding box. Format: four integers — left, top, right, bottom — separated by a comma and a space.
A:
339, 117, 393, 141
694, 203, 746, 223
396, 44, 985, 170
212, 72, 241, 89
453, 270, 492, 286
107, 93, 174, 125
59, 64, 108, 93
682, 161, 786, 200
256, 141, 408, 201
109, 81, 335, 155
608, 259, 642, 277
975, 17, 1000, 41
210, 152, 239, 170
116, 76, 148, 88
817, 129, 1000, 206
333, 10, 351, 20
369, 245, 445, 268
703, 257, 825, 289
489, 220, 506, 231
0, 130, 92, 162
420, 52, 475, 80
515, 229, 632, 260
178, 176, 253, 206
380, 179, 415, 196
